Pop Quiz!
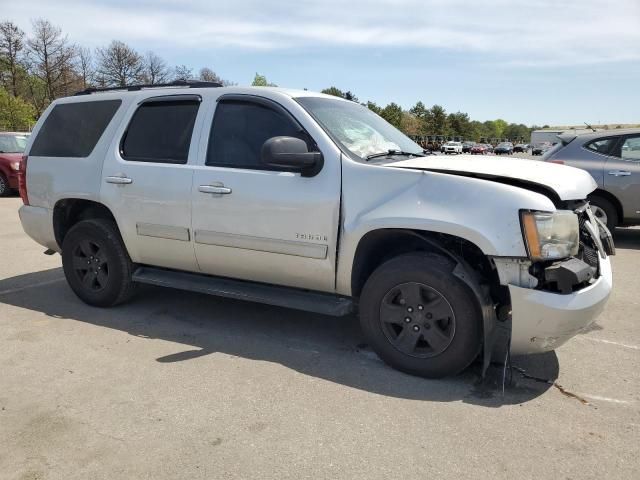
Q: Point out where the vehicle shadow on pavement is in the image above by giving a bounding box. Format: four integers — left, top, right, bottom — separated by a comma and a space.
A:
613, 228, 640, 250
0, 268, 558, 408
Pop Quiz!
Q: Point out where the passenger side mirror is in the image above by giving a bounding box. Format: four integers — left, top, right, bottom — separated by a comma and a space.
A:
261, 136, 323, 177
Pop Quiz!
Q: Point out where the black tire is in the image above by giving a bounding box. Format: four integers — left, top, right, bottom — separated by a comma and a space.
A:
62, 219, 136, 307
588, 195, 618, 232
359, 253, 482, 378
0, 173, 8, 197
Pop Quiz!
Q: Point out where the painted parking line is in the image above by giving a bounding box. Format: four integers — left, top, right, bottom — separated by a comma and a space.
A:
579, 394, 633, 405
579, 336, 640, 351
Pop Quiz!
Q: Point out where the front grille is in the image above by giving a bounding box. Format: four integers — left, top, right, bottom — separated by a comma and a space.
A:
577, 211, 600, 274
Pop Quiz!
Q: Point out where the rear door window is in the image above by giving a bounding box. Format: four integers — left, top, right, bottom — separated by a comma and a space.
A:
121, 98, 200, 164
30, 100, 121, 157
584, 137, 617, 156
618, 135, 640, 162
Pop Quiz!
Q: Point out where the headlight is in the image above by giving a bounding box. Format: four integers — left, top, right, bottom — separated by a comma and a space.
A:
10, 161, 21, 171
521, 210, 579, 261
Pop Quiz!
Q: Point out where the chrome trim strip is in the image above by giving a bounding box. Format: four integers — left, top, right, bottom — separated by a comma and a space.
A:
194, 230, 328, 259
136, 223, 190, 242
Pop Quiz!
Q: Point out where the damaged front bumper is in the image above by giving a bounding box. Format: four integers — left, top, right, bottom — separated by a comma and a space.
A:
509, 254, 612, 354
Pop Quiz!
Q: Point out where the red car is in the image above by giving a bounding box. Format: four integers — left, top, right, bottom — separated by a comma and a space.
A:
0, 132, 29, 196
470, 144, 490, 155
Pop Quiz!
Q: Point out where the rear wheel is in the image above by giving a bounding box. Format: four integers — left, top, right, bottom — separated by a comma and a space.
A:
359, 253, 482, 378
62, 219, 136, 307
588, 195, 618, 232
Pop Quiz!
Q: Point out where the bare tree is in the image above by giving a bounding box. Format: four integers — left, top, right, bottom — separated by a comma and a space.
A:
198, 67, 222, 83
198, 67, 234, 86
143, 51, 170, 84
96, 40, 144, 87
0, 21, 26, 97
27, 18, 77, 101
24, 74, 48, 116
173, 64, 192, 81
76, 46, 93, 89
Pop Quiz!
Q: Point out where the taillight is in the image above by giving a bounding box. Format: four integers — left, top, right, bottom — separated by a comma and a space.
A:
18, 155, 29, 205
550, 159, 565, 165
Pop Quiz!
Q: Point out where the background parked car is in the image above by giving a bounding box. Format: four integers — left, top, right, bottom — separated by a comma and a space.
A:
442, 141, 463, 154
494, 142, 514, 155
470, 144, 490, 155
0, 132, 29, 196
514, 143, 528, 153
462, 141, 476, 153
531, 143, 551, 155
543, 128, 640, 231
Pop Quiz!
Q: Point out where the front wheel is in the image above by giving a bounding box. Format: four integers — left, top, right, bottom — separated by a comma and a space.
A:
0, 174, 9, 196
359, 253, 482, 378
588, 195, 618, 232
62, 219, 136, 307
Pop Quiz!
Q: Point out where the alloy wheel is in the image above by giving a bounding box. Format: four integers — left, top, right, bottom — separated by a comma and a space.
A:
72, 239, 109, 291
379, 282, 456, 358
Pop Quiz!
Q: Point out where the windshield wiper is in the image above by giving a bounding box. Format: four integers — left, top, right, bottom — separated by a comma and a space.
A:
365, 149, 425, 161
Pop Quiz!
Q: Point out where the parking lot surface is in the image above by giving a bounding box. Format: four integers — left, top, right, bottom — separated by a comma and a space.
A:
1, 196, 638, 479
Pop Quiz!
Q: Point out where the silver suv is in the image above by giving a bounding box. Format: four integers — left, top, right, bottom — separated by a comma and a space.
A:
18, 82, 614, 378
543, 129, 640, 231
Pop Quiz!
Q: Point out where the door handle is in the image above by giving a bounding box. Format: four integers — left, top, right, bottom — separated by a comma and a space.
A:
105, 176, 133, 184
608, 170, 631, 177
199, 185, 232, 194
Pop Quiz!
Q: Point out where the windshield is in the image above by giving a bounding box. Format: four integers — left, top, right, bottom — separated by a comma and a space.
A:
0, 134, 28, 153
295, 97, 422, 160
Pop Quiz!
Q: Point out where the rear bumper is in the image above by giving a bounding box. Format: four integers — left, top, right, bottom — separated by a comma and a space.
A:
18, 205, 58, 251
510, 254, 612, 354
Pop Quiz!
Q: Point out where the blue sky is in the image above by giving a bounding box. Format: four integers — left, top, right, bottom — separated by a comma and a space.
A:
4, 0, 640, 126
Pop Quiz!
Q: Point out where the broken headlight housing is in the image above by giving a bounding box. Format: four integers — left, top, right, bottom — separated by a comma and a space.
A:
521, 210, 579, 261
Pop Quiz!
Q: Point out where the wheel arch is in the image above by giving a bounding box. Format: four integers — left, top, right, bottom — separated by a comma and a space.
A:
53, 198, 120, 249
588, 189, 623, 225
350, 228, 496, 299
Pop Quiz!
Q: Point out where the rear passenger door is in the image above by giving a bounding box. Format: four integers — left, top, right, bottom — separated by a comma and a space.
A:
100, 94, 203, 272
568, 137, 621, 187
190, 94, 341, 293
604, 134, 640, 222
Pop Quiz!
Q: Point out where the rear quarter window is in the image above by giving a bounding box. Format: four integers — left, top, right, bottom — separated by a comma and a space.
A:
29, 100, 122, 157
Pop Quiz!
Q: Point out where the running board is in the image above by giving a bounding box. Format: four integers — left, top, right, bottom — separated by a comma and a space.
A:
132, 267, 353, 317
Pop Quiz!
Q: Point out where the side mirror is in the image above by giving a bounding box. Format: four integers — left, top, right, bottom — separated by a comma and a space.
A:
261, 136, 323, 177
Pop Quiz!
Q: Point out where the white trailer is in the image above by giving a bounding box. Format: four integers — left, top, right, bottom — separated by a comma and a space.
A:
530, 130, 564, 145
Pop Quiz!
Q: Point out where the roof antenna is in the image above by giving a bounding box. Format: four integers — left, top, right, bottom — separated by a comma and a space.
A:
584, 122, 596, 132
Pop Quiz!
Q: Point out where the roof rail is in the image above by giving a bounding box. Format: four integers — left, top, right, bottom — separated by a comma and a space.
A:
74, 79, 223, 96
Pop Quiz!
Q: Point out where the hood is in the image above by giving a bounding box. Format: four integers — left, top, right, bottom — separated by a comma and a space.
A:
0, 152, 23, 163
387, 155, 597, 201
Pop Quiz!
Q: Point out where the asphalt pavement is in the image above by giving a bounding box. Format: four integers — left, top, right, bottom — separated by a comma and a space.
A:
1, 196, 638, 480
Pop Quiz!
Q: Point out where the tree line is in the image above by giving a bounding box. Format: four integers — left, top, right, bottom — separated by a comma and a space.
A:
0, 18, 233, 130
1, 17, 537, 141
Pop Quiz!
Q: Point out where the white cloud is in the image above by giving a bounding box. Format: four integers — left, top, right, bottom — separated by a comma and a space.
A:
4, 0, 640, 65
